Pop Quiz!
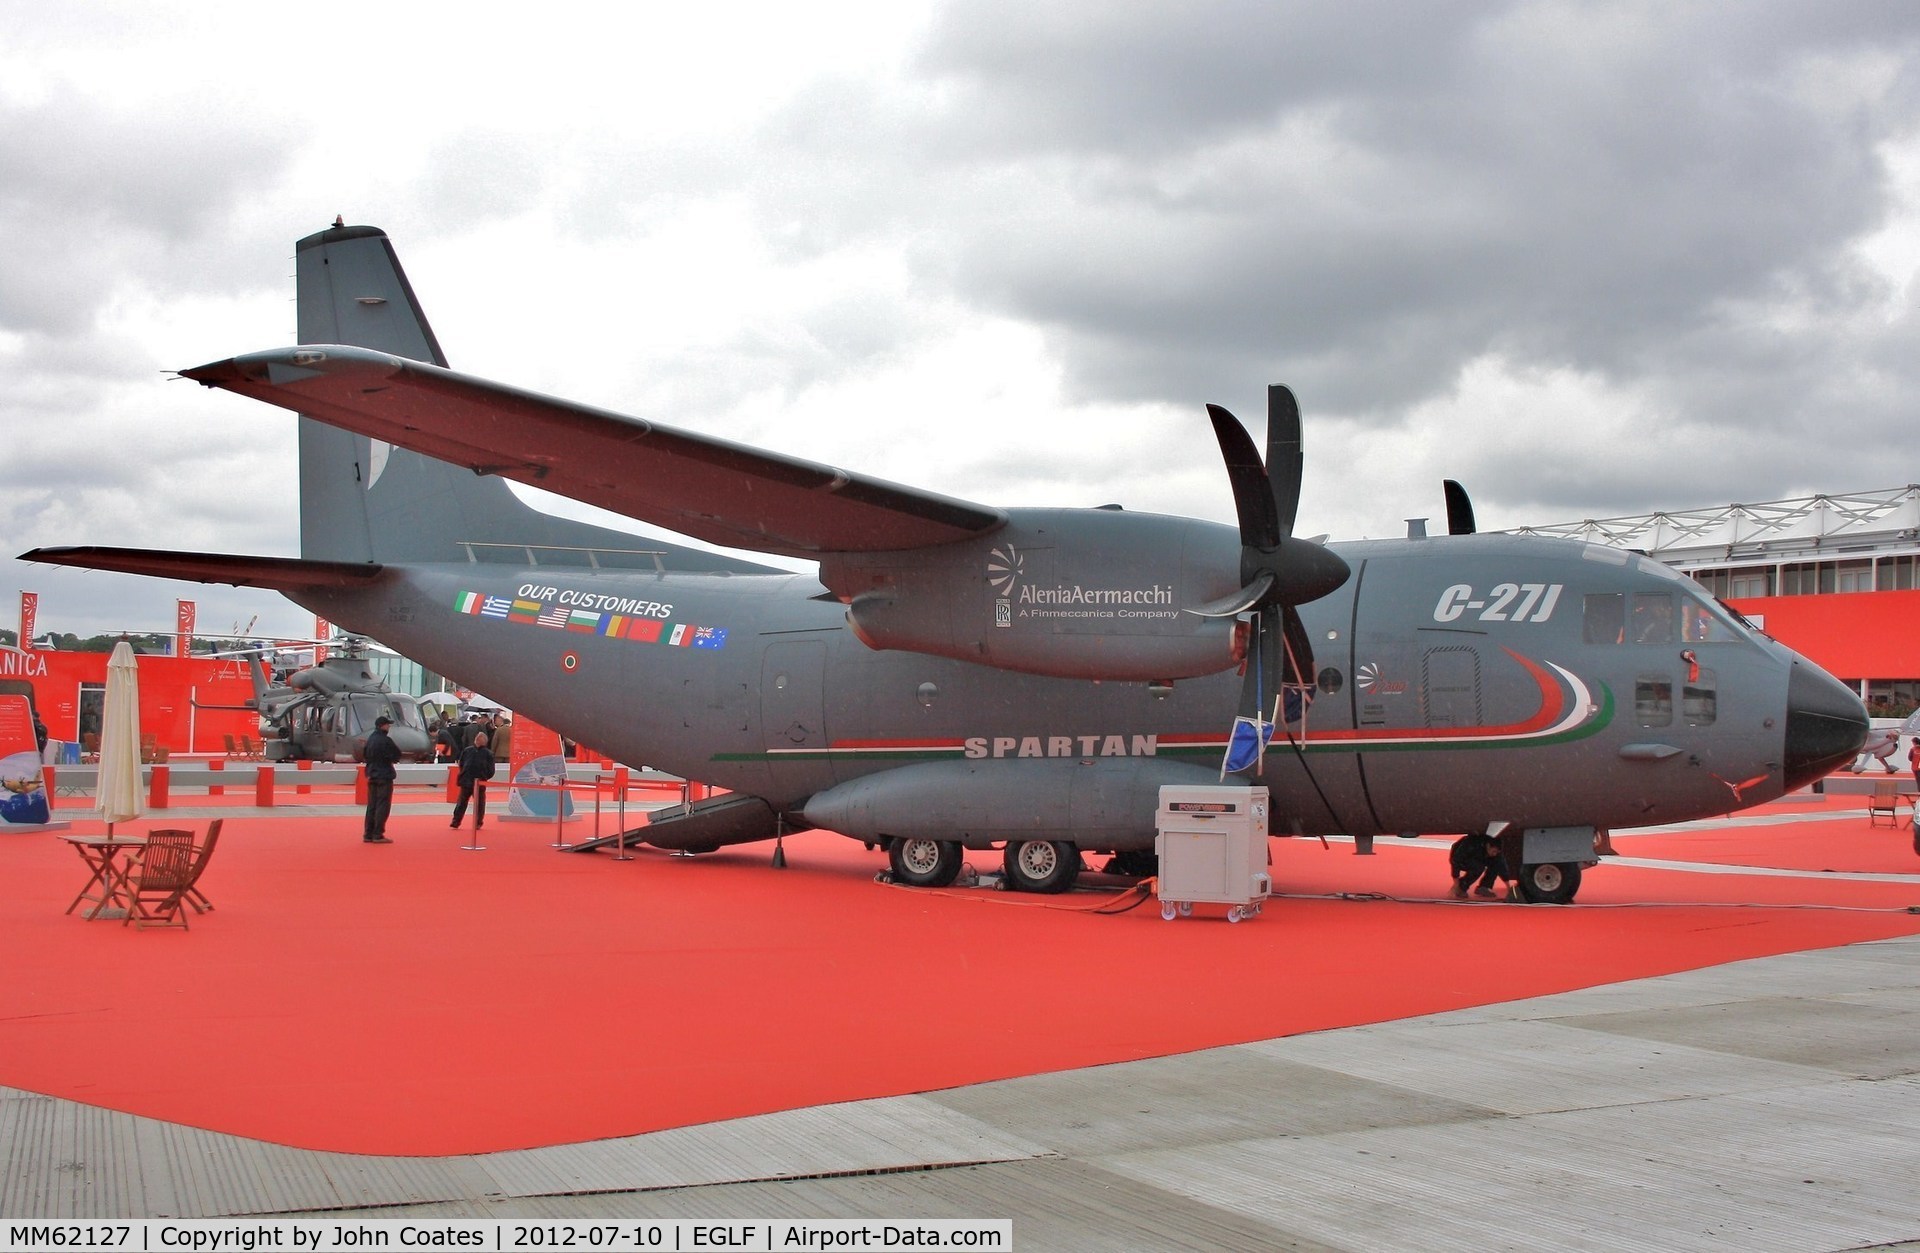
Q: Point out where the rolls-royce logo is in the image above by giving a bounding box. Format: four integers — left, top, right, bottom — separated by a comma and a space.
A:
987, 545, 1024, 596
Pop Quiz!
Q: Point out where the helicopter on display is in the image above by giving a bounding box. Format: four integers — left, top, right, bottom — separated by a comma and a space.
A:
196, 636, 434, 763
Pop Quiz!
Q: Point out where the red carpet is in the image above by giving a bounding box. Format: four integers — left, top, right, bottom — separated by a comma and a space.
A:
2, 800, 1917, 1157
1618, 794, 1920, 874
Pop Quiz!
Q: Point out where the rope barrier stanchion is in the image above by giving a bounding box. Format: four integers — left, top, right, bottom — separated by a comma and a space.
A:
612, 766, 633, 861
550, 777, 572, 849
461, 781, 486, 851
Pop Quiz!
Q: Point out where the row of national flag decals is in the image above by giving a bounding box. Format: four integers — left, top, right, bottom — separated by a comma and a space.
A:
453, 591, 728, 649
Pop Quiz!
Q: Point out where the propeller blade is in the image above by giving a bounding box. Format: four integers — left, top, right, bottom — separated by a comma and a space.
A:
1444, 479, 1477, 535
1236, 607, 1315, 709
1207, 396, 1352, 609
1185, 571, 1276, 619
1267, 385, 1303, 538
1280, 603, 1315, 685
1207, 404, 1281, 551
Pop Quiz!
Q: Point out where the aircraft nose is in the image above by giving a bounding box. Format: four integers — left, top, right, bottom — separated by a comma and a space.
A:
1780, 661, 1869, 790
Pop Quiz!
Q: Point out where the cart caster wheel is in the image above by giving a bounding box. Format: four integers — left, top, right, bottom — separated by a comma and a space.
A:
1226, 906, 1244, 923
1178, 901, 1193, 917
1161, 901, 1177, 921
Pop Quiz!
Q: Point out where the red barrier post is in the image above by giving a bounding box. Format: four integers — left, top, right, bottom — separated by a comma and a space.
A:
297, 758, 312, 795
445, 765, 460, 803
254, 764, 275, 807
208, 757, 224, 797
149, 764, 170, 809
611, 767, 633, 861
354, 765, 368, 806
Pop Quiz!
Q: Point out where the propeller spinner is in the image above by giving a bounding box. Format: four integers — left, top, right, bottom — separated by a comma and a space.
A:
1191, 385, 1351, 728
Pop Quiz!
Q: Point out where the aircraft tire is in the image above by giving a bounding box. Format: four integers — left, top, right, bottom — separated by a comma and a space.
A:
1003, 840, 1080, 894
1516, 860, 1582, 905
888, 837, 962, 888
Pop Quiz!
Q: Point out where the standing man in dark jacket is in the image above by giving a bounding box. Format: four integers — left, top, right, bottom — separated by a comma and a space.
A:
362, 715, 402, 844
452, 731, 496, 831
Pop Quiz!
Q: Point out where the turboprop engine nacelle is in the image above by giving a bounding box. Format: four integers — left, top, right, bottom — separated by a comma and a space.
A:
821, 508, 1247, 682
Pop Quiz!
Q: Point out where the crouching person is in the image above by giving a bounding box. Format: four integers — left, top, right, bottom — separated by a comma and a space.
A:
1449, 830, 1502, 899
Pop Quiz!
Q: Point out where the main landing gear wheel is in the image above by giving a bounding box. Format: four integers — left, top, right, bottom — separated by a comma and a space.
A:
1515, 860, 1582, 905
888, 837, 962, 888
1003, 840, 1081, 894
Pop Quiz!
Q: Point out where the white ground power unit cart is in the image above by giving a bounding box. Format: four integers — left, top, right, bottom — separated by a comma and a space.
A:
1153, 785, 1271, 922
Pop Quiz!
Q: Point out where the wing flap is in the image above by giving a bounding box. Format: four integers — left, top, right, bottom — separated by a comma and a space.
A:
21, 546, 385, 590
181, 347, 1007, 556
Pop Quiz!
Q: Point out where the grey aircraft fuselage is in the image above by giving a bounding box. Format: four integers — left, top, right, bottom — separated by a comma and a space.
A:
284, 523, 1839, 852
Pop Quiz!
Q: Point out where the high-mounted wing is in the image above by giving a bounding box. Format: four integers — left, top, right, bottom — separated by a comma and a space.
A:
181, 347, 1008, 557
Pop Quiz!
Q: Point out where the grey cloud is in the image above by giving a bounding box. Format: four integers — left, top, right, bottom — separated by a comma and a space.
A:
916, 0, 1477, 157
0, 87, 296, 336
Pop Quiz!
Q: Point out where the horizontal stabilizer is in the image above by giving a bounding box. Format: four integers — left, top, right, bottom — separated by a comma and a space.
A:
181, 346, 1009, 558
20, 546, 385, 591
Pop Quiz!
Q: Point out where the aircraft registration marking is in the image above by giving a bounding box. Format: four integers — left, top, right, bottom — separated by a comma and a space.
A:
453, 590, 727, 649
1432, 582, 1563, 624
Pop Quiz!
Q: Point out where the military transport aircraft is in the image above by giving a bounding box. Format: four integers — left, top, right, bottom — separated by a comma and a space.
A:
23, 222, 1868, 902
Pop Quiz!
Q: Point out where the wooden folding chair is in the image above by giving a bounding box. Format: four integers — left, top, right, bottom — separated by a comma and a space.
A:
184, 819, 222, 914
123, 829, 198, 930
1866, 779, 1908, 826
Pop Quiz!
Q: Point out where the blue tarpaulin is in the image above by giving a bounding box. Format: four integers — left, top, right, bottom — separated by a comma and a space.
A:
1222, 716, 1276, 775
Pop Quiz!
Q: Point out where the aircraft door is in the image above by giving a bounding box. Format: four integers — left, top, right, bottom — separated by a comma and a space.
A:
761, 640, 828, 797
1422, 645, 1482, 727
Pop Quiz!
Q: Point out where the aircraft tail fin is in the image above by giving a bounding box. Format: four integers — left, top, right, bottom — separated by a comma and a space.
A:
293, 222, 767, 572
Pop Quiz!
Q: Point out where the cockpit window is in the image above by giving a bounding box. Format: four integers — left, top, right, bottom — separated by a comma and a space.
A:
1583, 593, 1624, 645
1682, 595, 1747, 642
348, 694, 422, 731
1630, 593, 1674, 644
1590, 586, 1750, 646
348, 695, 384, 734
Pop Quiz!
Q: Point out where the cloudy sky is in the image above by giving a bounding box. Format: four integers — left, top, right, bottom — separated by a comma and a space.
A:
5, 1, 1919, 642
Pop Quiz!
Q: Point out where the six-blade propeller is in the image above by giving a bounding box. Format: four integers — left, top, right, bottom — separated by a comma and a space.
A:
1194, 385, 1352, 732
